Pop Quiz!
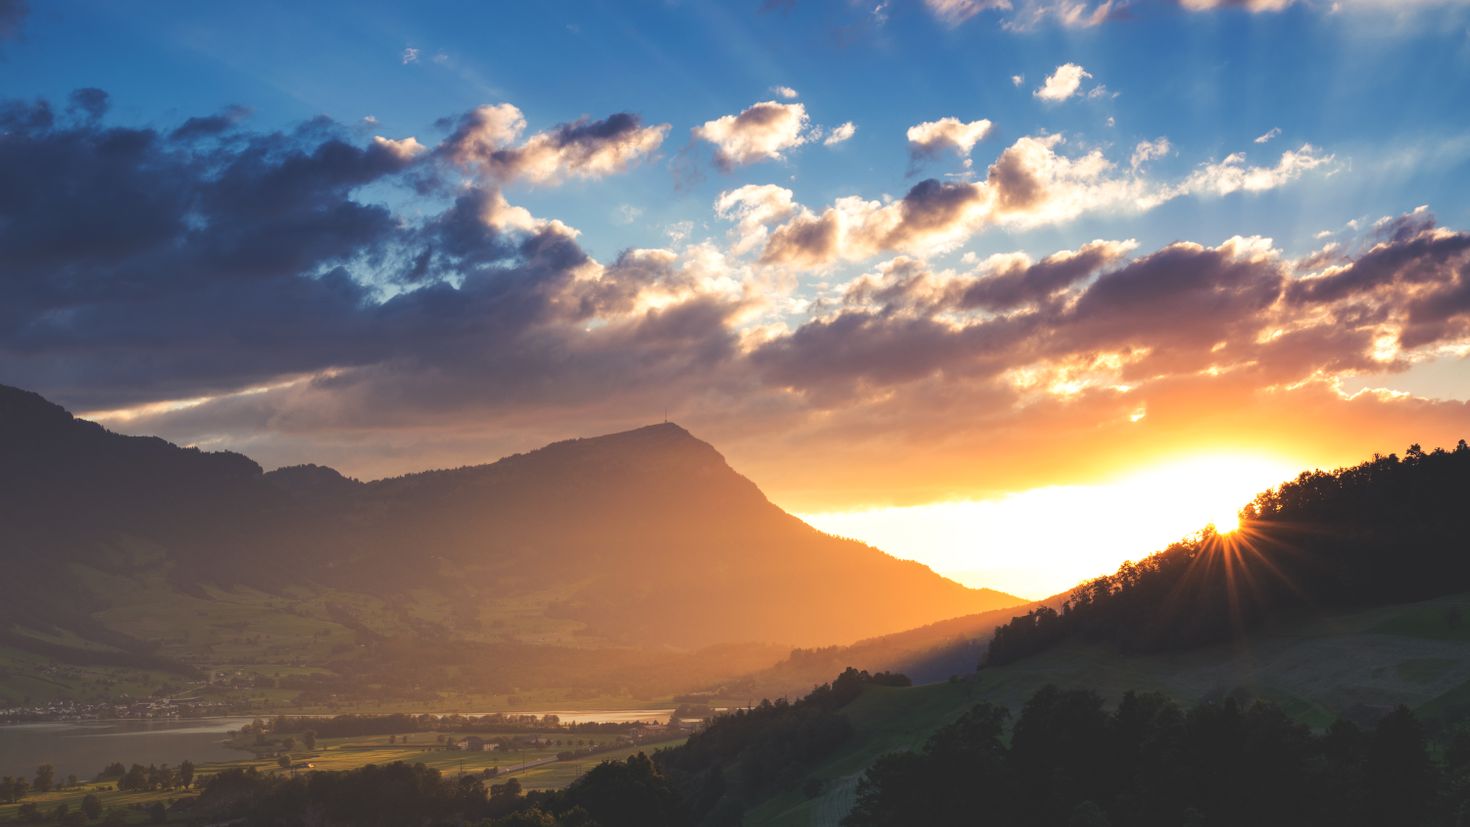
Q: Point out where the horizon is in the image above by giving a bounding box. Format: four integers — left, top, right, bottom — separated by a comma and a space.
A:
8, 379, 1437, 600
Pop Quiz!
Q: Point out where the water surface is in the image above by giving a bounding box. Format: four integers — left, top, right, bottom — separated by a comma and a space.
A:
0, 718, 252, 779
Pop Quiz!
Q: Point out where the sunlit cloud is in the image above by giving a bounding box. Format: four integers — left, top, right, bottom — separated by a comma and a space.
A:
693, 100, 811, 169
1035, 63, 1094, 101
441, 103, 669, 184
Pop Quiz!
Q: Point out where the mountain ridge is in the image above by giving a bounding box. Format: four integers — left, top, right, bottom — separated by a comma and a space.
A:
0, 383, 1022, 706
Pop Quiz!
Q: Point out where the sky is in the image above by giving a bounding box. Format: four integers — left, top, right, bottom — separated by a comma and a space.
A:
2, 0, 1469, 598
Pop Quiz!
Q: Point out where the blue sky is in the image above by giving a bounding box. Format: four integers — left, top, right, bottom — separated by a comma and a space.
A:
3, 0, 1470, 595
7, 0, 1468, 266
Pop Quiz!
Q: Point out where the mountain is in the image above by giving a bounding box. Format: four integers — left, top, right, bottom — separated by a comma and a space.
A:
0, 383, 1020, 706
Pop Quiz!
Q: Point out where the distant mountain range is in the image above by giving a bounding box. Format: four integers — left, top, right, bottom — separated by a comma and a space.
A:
0, 383, 1019, 706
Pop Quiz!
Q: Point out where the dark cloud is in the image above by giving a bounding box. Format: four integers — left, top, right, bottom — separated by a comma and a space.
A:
892, 179, 984, 238
0, 91, 731, 422
170, 105, 251, 141
762, 210, 840, 266
1288, 224, 1470, 307
1050, 240, 1283, 368
66, 88, 109, 120
958, 240, 1131, 312
751, 216, 1470, 406
0, 0, 26, 40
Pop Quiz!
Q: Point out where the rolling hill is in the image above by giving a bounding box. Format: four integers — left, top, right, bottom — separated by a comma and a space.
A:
0, 383, 1020, 707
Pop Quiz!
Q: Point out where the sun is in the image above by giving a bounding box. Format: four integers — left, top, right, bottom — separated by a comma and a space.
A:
1211, 509, 1242, 534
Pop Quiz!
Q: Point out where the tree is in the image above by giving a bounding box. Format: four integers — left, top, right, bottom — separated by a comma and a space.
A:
81, 794, 103, 821
33, 764, 54, 794
146, 801, 166, 824
179, 760, 196, 790
303, 730, 318, 750
118, 764, 148, 792
1367, 706, 1436, 827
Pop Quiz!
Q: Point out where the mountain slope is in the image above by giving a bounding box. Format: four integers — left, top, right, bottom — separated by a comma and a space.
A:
0, 383, 1020, 704
714, 443, 1470, 826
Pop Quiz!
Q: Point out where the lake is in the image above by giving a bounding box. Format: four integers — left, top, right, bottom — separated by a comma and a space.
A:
0, 718, 253, 780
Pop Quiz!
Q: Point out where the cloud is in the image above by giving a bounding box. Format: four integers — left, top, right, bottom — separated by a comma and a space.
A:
440, 104, 669, 184
1006, 0, 1120, 28
715, 184, 801, 256
824, 121, 857, 146
1178, 0, 1294, 10
771, 85, 799, 99
1130, 137, 1172, 170
924, 0, 1117, 28
956, 239, 1139, 311
1035, 63, 1093, 102
613, 204, 644, 225
750, 213, 1470, 417
693, 100, 810, 169
722, 135, 1337, 270
0, 0, 27, 39
1255, 127, 1282, 144
401, 47, 420, 64
0, 92, 729, 418
923, 0, 1010, 26
1175, 144, 1334, 197
906, 117, 994, 168
926, 0, 1465, 30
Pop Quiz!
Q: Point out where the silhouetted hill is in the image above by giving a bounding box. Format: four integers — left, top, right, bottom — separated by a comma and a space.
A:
0, 384, 1020, 703
986, 442, 1470, 667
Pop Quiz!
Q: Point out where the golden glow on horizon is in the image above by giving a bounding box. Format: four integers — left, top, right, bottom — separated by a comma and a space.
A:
1211, 509, 1242, 534
799, 452, 1300, 600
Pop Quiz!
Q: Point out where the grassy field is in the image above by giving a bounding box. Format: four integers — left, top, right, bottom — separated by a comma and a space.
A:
742, 591, 1470, 827
0, 728, 690, 824
744, 680, 986, 827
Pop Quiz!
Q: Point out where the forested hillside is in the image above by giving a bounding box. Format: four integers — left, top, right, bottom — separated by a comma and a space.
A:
988, 443, 1470, 666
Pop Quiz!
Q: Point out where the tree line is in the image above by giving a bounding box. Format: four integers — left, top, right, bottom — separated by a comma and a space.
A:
987, 442, 1470, 666
192, 754, 686, 826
